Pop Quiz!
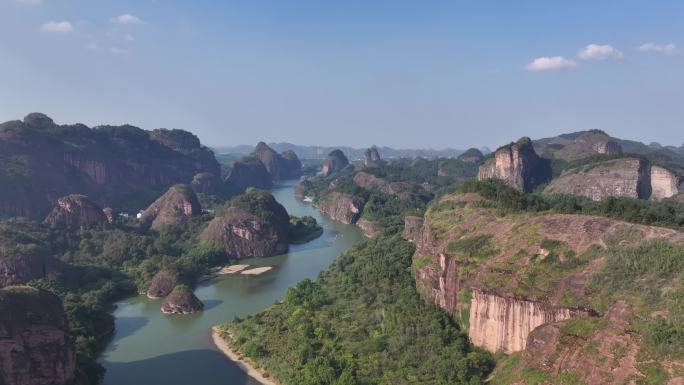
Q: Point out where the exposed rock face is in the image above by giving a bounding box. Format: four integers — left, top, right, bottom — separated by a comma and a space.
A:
0, 286, 76, 385
160, 285, 203, 314
363, 147, 382, 167
535, 129, 623, 161
402, 215, 423, 242
477, 137, 547, 192
353, 171, 418, 202
146, 270, 179, 299
225, 156, 273, 192
457, 148, 484, 164
253, 142, 302, 180
317, 192, 365, 224
545, 158, 681, 201
356, 218, 380, 238
321, 149, 350, 176
650, 165, 681, 201
0, 114, 220, 219
412, 193, 684, 355
468, 290, 582, 353
0, 231, 63, 288
198, 189, 290, 258
138, 184, 201, 231
43, 195, 107, 228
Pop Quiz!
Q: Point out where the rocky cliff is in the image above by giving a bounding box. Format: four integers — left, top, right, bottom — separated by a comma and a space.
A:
544, 157, 681, 201
317, 192, 365, 224
0, 286, 76, 385
321, 149, 350, 176
413, 192, 684, 355
363, 147, 382, 167
43, 194, 108, 228
253, 142, 302, 180
225, 156, 273, 193
356, 218, 380, 238
160, 285, 203, 314
0, 228, 64, 288
198, 189, 289, 258
477, 137, 548, 192
138, 184, 202, 231
534, 129, 623, 161
0, 114, 221, 219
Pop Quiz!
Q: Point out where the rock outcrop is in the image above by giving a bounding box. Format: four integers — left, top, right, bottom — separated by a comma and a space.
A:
160, 285, 203, 314
198, 189, 290, 258
321, 149, 350, 176
138, 184, 201, 231
534, 129, 623, 161
544, 158, 681, 201
0, 286, 76, 385
363, 146, 382, 167
0, 231, 63, 288
402, 215, 423, 242
253, 142, 302, 180
412, 192, 684, 355
456, 148, 484, 164
43, 195, 108, 228
190, 172, 229, 198
477, 137, 548, 192
146, 270, 179, 299
225, 156, 273, 192
0, 114, 221, 219
356, 218, 380, 238
317, 192, 365, 224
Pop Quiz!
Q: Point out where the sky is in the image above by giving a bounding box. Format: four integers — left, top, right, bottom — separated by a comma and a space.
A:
1, 0, 683, 149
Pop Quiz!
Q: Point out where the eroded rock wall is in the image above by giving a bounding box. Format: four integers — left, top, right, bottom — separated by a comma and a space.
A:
477, 137, 546, 192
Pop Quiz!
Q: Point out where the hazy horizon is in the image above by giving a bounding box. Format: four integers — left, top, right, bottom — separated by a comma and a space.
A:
2, 0, 683, 149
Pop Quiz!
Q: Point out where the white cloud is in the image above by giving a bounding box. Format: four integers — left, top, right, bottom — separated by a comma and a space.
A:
40, 21, 73, 33
525, 56, 578, 71
578, 44, 623, 60
638, 42, 680, 56
109, 46, 131, 55
112, 14, 142, 25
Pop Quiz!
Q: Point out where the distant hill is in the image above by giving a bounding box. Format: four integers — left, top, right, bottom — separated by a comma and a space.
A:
0, 113, 221, 219
213, 142, 468, 160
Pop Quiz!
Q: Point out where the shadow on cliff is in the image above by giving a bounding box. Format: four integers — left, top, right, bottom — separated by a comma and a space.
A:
103, 349, 260, 385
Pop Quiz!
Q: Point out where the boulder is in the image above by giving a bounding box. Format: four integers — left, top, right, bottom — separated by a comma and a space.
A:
43, 195, 108, 228
138, 185, 201, 231
321, 149, 350, 176
0, 286, 76, 385
318, 192, 365, 224
198, 189, 290, 258
160, 285, 203, 314
477, 137, 548, 192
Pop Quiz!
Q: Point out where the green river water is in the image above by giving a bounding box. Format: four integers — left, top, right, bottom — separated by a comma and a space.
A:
100, 180, 364, 385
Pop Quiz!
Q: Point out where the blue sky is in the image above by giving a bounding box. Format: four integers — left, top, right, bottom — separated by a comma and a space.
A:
1, 0, 682, 149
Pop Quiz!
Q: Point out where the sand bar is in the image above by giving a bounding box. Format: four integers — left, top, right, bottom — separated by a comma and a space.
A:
218, 264, 250, 274
211, 326, 280, 385
241, 267, 272, 275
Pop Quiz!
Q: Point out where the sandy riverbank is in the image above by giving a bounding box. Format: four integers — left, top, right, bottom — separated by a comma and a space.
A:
211, 326, 281, 385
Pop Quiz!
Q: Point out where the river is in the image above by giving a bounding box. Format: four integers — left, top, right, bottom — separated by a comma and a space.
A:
100, 180, 364, 385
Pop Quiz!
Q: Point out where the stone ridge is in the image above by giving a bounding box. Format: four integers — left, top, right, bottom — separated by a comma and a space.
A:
253, 142, 302, 180
321, 149, 350, 176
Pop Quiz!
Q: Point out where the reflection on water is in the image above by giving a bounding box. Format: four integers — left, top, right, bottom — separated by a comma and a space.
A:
101, 180, 364, 385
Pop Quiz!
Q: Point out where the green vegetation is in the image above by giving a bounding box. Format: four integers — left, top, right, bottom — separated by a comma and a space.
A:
459, 179, 684, 230
288, 215, 323, 244
445, 235, 497, 260
225, 235, 495, 385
